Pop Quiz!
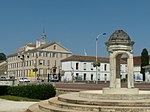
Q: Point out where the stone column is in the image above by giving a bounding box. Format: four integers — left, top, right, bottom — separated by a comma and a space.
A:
109, 53, 116, 88
127, 54, 134, 88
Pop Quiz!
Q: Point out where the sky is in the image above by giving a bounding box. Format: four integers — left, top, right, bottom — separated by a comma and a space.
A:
0, 0, 150, 57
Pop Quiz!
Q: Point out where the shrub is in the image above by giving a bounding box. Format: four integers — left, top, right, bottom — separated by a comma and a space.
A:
7, 84, 56, 100
93, 61, 101, 67
0, 86, 8, 95
121, 78, 127, 82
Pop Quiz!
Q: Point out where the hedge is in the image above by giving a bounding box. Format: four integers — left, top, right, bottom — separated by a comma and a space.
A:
7, 84, 56, 100
0, 86, 8, 95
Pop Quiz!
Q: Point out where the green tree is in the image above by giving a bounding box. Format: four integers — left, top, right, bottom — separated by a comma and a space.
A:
0, 53, 6, 61
140, 48, 149, 81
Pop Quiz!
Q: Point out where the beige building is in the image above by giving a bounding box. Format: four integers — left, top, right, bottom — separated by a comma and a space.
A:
7, 32, 72, 81
0, 61, 7, 78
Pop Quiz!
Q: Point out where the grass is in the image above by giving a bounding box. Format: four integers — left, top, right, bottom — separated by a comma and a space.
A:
0, 95, 40, 102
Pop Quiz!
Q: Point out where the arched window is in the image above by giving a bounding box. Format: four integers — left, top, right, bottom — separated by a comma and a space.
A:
53, 45, 56, 50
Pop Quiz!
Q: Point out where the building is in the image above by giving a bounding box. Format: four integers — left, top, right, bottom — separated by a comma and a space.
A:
61, 55, 150, 82
61, 55, 127, 82
0, 61, 7, 78
143, 65, 150, 82
7, 32, 72, 81
122, 56, 145, 81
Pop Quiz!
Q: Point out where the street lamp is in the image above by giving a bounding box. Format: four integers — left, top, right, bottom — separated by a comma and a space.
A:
18, 53, 30, 79
33, 53, 38, 81
95, 33, 106, 84
18, 54, 25, 78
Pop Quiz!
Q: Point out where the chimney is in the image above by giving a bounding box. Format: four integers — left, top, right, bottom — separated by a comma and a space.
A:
36, 40, 41, 48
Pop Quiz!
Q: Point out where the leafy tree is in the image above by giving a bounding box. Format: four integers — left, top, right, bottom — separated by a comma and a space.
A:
0, 53, 6, 61
140, 48, 149, 81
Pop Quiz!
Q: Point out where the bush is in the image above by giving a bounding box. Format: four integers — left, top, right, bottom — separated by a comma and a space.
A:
7, 84, 56, 100
121, 78, 127, 82
0, 86, 8, 95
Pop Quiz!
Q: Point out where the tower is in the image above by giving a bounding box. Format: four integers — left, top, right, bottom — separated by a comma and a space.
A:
41, 28, 47, 45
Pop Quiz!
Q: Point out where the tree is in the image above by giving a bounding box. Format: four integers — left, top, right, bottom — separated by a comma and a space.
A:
140, 48, 149, 81
0, 53, 6, 61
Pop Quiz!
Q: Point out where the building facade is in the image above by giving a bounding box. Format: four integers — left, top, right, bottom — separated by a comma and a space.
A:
61, 55, 150, 82
0, 61, 7, 78
7, 33, 72, 81
143, 65, 150, 82
61, 55, 127, 82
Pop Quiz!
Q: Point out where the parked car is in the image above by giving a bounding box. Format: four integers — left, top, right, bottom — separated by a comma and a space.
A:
0, 77, 6, 80
19, 77, 30, 82
49, 78, 59, 82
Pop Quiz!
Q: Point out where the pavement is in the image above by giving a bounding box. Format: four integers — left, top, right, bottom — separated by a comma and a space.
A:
0, 98, 37, 112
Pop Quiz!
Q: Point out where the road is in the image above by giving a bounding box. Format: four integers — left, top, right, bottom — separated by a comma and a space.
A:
55, 82, 150, 91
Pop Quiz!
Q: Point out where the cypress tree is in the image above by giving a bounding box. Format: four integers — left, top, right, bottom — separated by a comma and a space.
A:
140, 48, 149, 81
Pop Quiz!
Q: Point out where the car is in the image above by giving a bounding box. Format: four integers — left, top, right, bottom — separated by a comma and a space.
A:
19, 78, 30, 82
49, 78, 59, 82
0, 77, 6, 80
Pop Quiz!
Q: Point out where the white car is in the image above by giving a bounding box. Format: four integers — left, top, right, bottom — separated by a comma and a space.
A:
19, 78, 30, 82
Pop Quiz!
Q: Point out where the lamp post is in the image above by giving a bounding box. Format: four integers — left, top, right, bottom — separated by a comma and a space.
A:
18, 53, 30, 83
34, 53, 38, 81
95, 33, 106, 84
18, 54, 25, 78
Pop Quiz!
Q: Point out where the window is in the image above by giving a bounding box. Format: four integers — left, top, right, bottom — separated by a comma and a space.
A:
16, 63, 18, 68
39, 52, 42, 57
84, 73, 86, 80
36, 52, 39, 58
76, 63, 79, 70
76, 73, 79, 80
53, 45, 56, 50
104, 64, 107, 71
52, 53, 56, 58
98, 74, 100, 81
47, 53, 50, 57
83, 63, 86, 70
47, 60, 50, 66
91, 63, 93, 70
91, 74, 93, 81
60, 53, 63, 58
105, 74, 107, 80
43, 60, 45, 66
56, 53, 58, 58
39, 60, 43, 65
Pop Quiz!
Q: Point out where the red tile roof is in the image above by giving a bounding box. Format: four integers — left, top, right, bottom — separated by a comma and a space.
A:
122, 56, 150, 66
61, 55, 109, 63
62, 55, 150, 66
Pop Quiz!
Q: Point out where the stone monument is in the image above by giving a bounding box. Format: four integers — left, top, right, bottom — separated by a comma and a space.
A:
104, 29, 139, 94
27, 30, 150, 112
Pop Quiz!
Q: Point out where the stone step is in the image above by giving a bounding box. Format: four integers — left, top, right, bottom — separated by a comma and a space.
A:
100, 106, 150, 112
27, 91, 150, 112
48, 97, 101, 111
57, 92, 150, 107
39, 100, 92, 112
27, 98, 150, 112
26, 103, 43, 112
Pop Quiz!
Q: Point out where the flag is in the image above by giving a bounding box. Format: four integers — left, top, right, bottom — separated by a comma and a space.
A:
84, 49, 88, 56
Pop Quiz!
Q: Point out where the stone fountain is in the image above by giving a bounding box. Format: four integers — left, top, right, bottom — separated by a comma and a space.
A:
27, 30, 150, 112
